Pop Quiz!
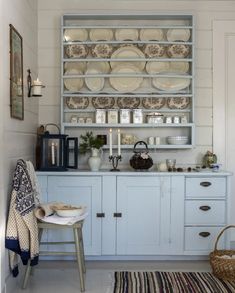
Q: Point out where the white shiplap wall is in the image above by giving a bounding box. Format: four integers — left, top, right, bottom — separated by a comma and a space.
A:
38, 1, 235, 169
0, 0, 38, 291
0, 1, 4, 291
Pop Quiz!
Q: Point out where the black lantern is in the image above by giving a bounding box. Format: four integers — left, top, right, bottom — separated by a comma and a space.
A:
38, 124, 78, 171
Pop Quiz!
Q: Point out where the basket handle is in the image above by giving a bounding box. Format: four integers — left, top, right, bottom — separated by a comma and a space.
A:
133, 141, 148, 152
213, 225, 235, 251
44, 123, 60, 134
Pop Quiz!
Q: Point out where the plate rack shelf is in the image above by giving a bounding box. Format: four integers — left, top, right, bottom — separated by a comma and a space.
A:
61, 14, 195, 149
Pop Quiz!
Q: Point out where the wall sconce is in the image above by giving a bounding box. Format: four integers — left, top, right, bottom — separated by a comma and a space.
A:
27, 69, 45, 97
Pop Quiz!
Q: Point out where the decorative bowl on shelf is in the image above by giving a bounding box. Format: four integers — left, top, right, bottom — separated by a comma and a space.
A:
167, 136, 189, 145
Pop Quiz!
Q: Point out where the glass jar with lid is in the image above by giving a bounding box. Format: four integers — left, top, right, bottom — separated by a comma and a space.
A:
146, 112, 164, 124
133, 109, 143, 124
120, 109, 131, 124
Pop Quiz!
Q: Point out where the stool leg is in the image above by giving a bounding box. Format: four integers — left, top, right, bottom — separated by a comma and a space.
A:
22, 262, 31, 289
22, 228, 43, 289
73, 228, 85, 292
78, 227, 86, 274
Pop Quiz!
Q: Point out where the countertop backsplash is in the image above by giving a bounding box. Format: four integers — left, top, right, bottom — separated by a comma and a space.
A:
75, 147, 211, 171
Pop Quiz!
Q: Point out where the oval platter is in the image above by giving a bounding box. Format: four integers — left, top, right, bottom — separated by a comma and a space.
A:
109, 64, 143, 93
64, 28, 88, 42
92, 96, 115, 109
167, 97, 190, 109
166, 29, 190, 42
64, 69, 84, 91
166, 44, 190, 58
117, 97, 141, 109
66, 97, 89, 109
89, 28, 113, 41
110, 46, 146, 70
142, 97, 165, 109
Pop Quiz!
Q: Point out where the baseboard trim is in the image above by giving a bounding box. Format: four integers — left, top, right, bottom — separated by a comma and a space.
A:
40, 255, 209, 261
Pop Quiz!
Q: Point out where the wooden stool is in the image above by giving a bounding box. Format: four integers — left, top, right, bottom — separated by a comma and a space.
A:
22, 220, 86, 292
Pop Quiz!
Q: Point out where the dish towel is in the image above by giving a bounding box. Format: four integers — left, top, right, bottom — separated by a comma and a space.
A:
40, 211, 88, 225
5, 159, 40, 277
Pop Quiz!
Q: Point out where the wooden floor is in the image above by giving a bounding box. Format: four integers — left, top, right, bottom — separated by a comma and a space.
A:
13, 260, 211, 293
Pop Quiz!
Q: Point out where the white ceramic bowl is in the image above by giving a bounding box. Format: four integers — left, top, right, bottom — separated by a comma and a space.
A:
167, 136, 189, 145
56, 206, 84, 217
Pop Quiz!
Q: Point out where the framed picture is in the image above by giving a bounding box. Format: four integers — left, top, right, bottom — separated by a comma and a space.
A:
10, 24, 24, 120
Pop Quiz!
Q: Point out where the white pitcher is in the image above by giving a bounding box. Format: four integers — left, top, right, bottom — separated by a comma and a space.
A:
88, 148, 102, 171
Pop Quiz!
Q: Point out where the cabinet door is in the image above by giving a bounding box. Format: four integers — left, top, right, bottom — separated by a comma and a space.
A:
47, 176, 102, 255
116, 176, 171, 255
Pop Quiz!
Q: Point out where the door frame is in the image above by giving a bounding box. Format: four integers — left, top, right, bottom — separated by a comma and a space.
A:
213, 20, 235, 169
213, 20, 235, 234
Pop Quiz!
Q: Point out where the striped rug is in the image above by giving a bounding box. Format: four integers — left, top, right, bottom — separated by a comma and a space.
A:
113, 271, 235, 293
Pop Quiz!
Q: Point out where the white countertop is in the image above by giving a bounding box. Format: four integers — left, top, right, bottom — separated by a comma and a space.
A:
36, 169, 232, 176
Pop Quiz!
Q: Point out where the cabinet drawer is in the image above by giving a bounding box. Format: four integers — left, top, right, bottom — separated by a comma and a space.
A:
185, 177, 226, 198
185, 200, 226, 225
184, 227, 225, 251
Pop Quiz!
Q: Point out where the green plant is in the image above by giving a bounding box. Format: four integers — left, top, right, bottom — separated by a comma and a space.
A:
79, 131, 104, 154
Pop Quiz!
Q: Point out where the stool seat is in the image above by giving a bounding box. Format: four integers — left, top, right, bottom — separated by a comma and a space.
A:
22, 219, 86, 292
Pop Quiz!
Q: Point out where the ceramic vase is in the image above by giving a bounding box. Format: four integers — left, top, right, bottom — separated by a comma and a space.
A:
88, 148, 101, 171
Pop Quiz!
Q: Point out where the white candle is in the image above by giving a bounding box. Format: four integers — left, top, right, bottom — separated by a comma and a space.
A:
109, 128, 113, 156
33, 77, 42, 96
117, 129, 121, 156
51, 142, 55, 165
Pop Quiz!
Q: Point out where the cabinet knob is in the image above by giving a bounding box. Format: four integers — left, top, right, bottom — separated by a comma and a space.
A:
200, 181, 212, 187
113, 212, 122, 218
199, 232, 211, 238
199, 205, 211, 211
96, 213, 105, 218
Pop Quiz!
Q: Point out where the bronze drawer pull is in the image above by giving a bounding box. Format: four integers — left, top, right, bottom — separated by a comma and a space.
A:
113, 212, 122, 218
199, 206, 211, 211
96, 213, 105, 218
200, 181, 212, 187
199, 232, 211, 237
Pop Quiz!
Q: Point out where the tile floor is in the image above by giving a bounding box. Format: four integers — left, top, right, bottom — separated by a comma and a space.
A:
13, 260, 211, 293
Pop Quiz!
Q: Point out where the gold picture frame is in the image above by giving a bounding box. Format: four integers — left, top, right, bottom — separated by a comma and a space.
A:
10, 24, 24, 120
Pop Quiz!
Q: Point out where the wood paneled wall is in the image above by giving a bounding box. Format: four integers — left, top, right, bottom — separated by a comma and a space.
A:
0, 0, 38, 291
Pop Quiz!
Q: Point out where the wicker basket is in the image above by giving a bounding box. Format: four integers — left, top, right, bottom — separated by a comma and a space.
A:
210, 225, 235, 281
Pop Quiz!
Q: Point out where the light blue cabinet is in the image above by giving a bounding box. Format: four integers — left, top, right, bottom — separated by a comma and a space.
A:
37, 172, 231, 258
40, 175, 102, 255
184, 175, 228, 254
116, 176, 184, 255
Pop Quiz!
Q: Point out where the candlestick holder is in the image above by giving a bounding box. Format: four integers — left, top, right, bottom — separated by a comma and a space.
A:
109, 155, 122, 171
